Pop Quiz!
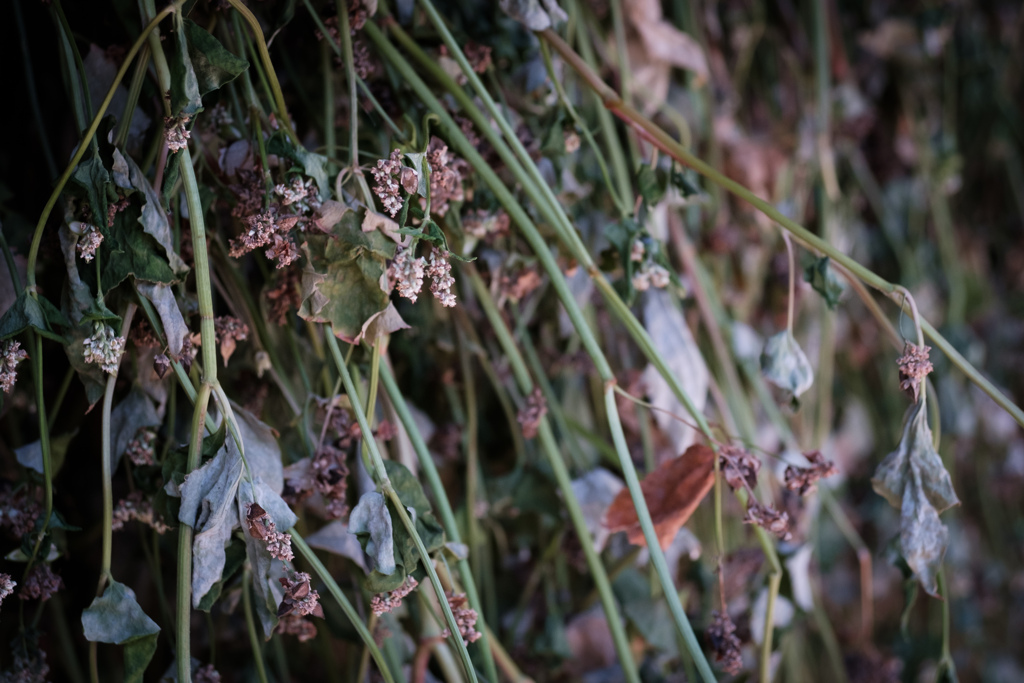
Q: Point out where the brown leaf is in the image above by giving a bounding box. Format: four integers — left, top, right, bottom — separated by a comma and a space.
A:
603, 444, 715, 550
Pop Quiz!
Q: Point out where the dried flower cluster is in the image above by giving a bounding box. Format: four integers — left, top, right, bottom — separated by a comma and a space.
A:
517, 387, 548, 439
83, 322, 126, 375
0, 341, 28, 394
164, 115, 191, 152
426, 248, 456, 307
897, 342, 933, 402
426, 138, 464, 217
274, 176, 320, 214
72, 221, 103, 262
266, 269, 301, 325
193, 664, 221, 683
783, 450, 838, 496
277, 613, 318, 642
719, 445, 761, 492
1, 647, 49, 683
465, 42, 493, 73
229, 169, 265, 219
246, 503, 294, 561
352, 37, 376, 79
0, 489, 41, 538
389, 247, 426, 303
18, 564, 62, 602
0, 574, 15, 607
441, 592, 482, 645
463, 209, 510, 240
707, 610, 743, 675
128, 319, 161, 349
370, 576, 419, 616
278, 572, 323, 618
125, 428, 156, 467
112, 491, 170, 534
371, 149, 404, 217
632, 262, 670, 291
106, 196, 130, 227
743, 500, 792, 541
228, 212, 301, 269
214, 316, 250, 365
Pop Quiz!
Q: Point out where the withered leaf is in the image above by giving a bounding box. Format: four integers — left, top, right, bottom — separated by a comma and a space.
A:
603, 444, 715, 550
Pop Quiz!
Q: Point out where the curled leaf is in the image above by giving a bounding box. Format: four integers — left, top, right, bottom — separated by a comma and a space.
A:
603, 444, 715, 550
349, 492, 396, 576
871, 402, 959, 595
761, 330, 814, 398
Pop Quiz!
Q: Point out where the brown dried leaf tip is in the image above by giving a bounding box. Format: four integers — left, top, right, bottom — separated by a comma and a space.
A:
707, 610, 743, 675
897, 343, 933, 402
245, 503, 294, 561
719, 445, 761, 492
441, 592, 482, 645
214, 316, 249, 367
517, 387, 548, 439
370, 576, 419, 616
743, 499, 792, 541
784, 450, 838, 496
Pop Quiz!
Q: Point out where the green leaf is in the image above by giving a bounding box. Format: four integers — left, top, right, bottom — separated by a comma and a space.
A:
183, 19, 248, 96
113, 149, 188, 275
82, 580, 160, 683
266, 131, 329, 198
168, 12, 203, 117
761, 330, 814, 398
636, 164, 666, 207
871, 401, 959, 596
298, 218, 393, 342
99, 202, 177, 289
69, 156, 114, 227
0, 291, 69, 342
804, 256, 844, 310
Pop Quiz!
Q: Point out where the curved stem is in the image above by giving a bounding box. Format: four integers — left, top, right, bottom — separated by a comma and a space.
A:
540, 28, 1024, 430
783, 233, 796, 335
26, 3, 179, 287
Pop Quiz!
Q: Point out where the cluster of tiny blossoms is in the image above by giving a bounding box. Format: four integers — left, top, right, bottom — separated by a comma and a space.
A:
370, 576, 419, 616
112, 492, 170, 534
274, 176, 321, 214
125, 428, 156, 466
245, 503, 293, 561
0, 574, 15, 607
83, 322, 126, 375
426, 248, 456, 307
70, 221, 103, 262
19, 564, 62, 602
630, 240, 670, 291
164, 115, 191, 152
371, 150, 404, 217
442, 592, 482, 645
228, 212, 301, 269
1, 341, 28, 393
389, 247, 426, 303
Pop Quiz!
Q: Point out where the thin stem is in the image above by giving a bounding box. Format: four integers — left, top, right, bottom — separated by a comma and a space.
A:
541, 28, 1024, 429
783, 233, 796, 335
242, 569, 271, 683
323, 329, 479, 683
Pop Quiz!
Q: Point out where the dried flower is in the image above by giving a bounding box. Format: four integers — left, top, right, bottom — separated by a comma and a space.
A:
265, 233, 301, 269
0, 489, 42, 538
266, 269, 301, 326
442, 592, 482, 645
897, 343, 933, 403
348, 0, 371, 32
214, 316, 249, 366
784, 450, 838, 496
426, 137, 464, 217
719, 445, 761, 492
275, 176, 308, 206
128, 319, 161, 349
632, 262, 670, 291
164, 116, 191, 152
278, 571, 323, 618
517, 387, 547, 439
389, 247, 426, 303
0, 574, 15, 606
72, 222, 103, 262
426, 248, 457, 307
743, 500, 792, 541
18, 564, 62, 602
314, 16, 339, 43
564, 129, 581, 153
112, 491, 170, 534
83, 322, 126, 375
106, 196, 130, 228
229, 212, 277, 258
229, 169, 265, 219
352, 37, 376, 79
707, 610, 743, 675
465, 42, 493, 73
371, 149, 404, 217
277, 613, 318, 641
1, 341, 29, 394
312, 444, 350, 519
463, 209, 510, 240
246, 503, 294, 562
194, 664, 221, 683
0, 645, 49, 683
125, 428, 156, 466
370, 576, 419, 616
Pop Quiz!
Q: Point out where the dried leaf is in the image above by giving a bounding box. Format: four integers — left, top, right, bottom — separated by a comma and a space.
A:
355, 302, 409, 346
761, 330, 814, 398
135, 282, 187, 357
603, 444, 715, 549
804, 256, 845, 310
81, 580, 160, 683
499, 0, 567, 31
639, 289, 709, 454
871, 402, 959, 596
305, 520, 367, 572
625, 0, 708, 81
349, 491, 395, 575
569, 467, 624, 552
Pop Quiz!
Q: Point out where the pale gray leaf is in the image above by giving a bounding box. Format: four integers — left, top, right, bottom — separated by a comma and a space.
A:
639, 289, 709, 454
84, 45, 151, 149
136, 281, 188, 357
237, 481, 288, 638
306, 520, 368, 572
499, 0, 567, 31
58, 225, 93, 323
349, 491, 396, 575
899, 463, 949, 597
15, 432, 75, 476
761, 330, 814, 397
570, 467, 624, 552
82, 580, 160, 644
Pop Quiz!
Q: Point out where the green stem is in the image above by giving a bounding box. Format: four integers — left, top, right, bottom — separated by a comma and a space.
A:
324, 329, 479, 683
242, 568, 271, 683
177, 382, 212, 683
292, 534, 398, 683
379, 363, 500, 683
541, 28, 1024, 430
